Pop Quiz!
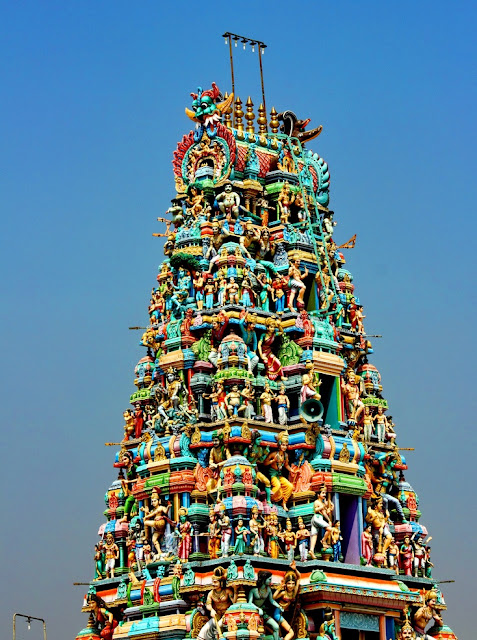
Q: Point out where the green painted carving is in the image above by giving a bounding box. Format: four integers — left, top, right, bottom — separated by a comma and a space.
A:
192, 330, 212, 361
310, 570, 327, 583
277, 333, 303, 366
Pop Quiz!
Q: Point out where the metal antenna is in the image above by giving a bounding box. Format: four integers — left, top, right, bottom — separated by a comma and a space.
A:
222, 32, 267, 129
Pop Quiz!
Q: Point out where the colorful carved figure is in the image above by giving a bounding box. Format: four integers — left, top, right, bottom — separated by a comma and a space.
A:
258, 317, 284, 380
141, 488, 170, 557
309, 486, 334, 559
263, 431, 294, 510
198, 566, 236, 640
288, 258, 308, 311
103, 533, 119, 579
248, 570, 288, 640
249, 505, 266, 556
412, 591, 443, 638
176, 507, 192, 561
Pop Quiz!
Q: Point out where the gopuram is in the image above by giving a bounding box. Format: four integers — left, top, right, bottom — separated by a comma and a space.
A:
74, 82, 458, 640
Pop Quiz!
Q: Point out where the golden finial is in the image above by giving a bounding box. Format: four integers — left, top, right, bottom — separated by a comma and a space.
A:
234, 97, 244, 133
257, 103, 267, 135
245, 96, 255, 135
223, 92, 233, 130
269, 106, 279, 134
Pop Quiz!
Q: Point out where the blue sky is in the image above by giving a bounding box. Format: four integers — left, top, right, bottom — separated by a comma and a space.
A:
1, 1, 475, 638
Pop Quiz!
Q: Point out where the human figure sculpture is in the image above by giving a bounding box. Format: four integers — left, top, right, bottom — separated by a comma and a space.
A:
217, 182, 240, 219
93, 541, 105, 580
89, 594, 118, 640
246, 430, 272, 501
249, 505, 266, 556
176, 507, 192, 561
288, 259, 308, 311
226, 276, 240, 304
198, 566, 237, 640
278, 182, 295, 224
206, 220, 229, 261
234, 518, 250, 556
412, 532, 431, 578
206, 508, 221, 559
296, 517, 310, 561
258, 317, 284, 380
127, 519, 147, 571
388, 537, 400, 574
103, 532, 119, 579
374, 405, 388, 443
413, 591, 443, 639
240, 382, 256, 419
209, 311, 229, 368
225, 384, 247, 417
206, 431, 231, 494
309, 486, 334, 559
300, 361, 322, 409
238, 310, 259, 373
263, 431, 294, 510
141, 487, 171, 557
218, 509, 232, 557
279, 519, 297, 562
271, 274, 287, 313
118, 451, 138, 523
274, 564, 302, 640
274, 383, 290, 425
365, 495, 393, 560
255, 228, 277, 275
356, 404, 374, 441
340, 370, 364, 423
361, 524, 373, 565
249, 570, 293, 640
260, 382, 276, 423
266, 513, 280, 559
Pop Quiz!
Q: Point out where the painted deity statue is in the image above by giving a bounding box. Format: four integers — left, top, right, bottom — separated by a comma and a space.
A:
263, 431, 294, 510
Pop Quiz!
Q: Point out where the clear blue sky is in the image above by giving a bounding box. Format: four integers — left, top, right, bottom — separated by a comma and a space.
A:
1, 1, 475, 638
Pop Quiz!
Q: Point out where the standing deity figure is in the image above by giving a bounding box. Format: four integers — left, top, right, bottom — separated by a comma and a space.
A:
206, 431, 231, 495
296, 517, 310, 561
225, 384, 247, 417
266, 513, 280, 559
209, 311, 229, 368
258, 317, 284, 380
93, 541, 105, 580
216, 182, 241, 219
119, 450, 138, 523
374, 405, 388, 443
279, 519, 297, 562
197, 566, 237, 640
176, 507, 192, 561
164, 368, 184, 412
278, 182, 295, 225
193, 272, 205, 310
226, 276, 240, 304
249, 505, 266, 556
400, 535, 414, 575
271, 274, 287, 313
365, 495, 393, 560
141, 487, 171, 557
340, 370, 364, 423
127, 519, 147, 571
330, 521, 342, 562
288, 258, 308, 311
255, 227, 277, 275
103, 532, 119, 578
206, 508, 221, 559
240, 382, 256, 419
203, 383, 226, 421
274, 383, 290, 425
263, 431, 294, 510
356, 404, 374, 441
412, 591, 443, 639
387, 536, 400, 574
412, 532, 432, 577
260, 382, 276, 423
234, 518, 250, 556
218, 508, 232, 557
309, 485, 334, 558
361, 524, 374, 565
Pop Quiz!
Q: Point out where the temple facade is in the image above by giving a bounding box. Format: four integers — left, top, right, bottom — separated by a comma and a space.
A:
74, 83, 457, 640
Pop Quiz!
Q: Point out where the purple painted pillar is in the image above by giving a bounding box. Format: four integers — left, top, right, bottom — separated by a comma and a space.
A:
342, 496, 361, 565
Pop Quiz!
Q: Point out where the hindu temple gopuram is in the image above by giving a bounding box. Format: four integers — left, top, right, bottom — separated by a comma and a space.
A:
74, 82, 458, 640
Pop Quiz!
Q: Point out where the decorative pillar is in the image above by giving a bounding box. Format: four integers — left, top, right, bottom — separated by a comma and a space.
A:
234, 97, 244, 135
379, 614, 386, 640
245, 96, 255, 137
333, 609, 341, 637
